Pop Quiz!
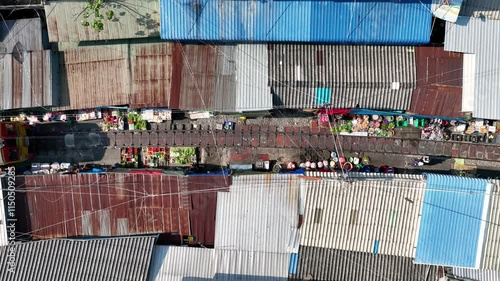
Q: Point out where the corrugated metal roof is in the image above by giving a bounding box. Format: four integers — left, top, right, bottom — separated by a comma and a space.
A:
215, 174, 301, 254
452, 268, 500, 281
444, 17, 500, 119
483, 180, 500, 270
0, 236, 156, 281
57, 41, 175, 110
292, 246, 436, 281
300, 175, 425, 258
177, 44, 271, 112
269, 45, 416, 110
305, 171, 425, 181
148, 246, 290, 281
0, 50, 59, 110
187, 175, 231, 247
149, 246, 216, 281
415, 46, 463, 88
160, 0, 432, 44
410, 87, 463, 118
0, 182, 7, 247
18, 173, 192, 240
460, 0, 500, 20
415, 174, 491, 268
0, 18, 44, 54
410, 44, 464, 117
234, 44, 272, 112
44, 0, 160, 43
215, 249, 289, 281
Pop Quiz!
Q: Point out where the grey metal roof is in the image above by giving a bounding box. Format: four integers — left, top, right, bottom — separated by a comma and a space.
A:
452, 268, 500, 281
0, 236, 156, 281
0, 50, 59, 110
292, 246, 436, 281
460, 0, 500, 20
215, 174, 301, 254
444, 17, 500, 119
178, 44, 272, 112
149, 246, 216, 281
269, 45, 416, 110
148, 246, 289, 281
0, 18, 44, 54
299, 175, 425, 258
483, 180, 500, 270
44, 0, 160, 43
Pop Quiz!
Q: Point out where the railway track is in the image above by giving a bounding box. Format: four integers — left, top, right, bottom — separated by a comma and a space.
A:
31, 126, 500, 163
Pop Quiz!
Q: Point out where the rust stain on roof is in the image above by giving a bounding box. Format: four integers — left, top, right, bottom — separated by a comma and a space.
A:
411, 47, 464, 117
19, 173, 191, 240
56, 42, 176, 110
187, 175, 231, 246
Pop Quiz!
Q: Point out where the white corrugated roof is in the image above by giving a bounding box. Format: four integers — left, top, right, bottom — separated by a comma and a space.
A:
483, 180, 500, 270
444, 17, 500, 120
452, 267, 500, 281
234, 45, 272, 112
215, 250, 290, 280
149, 246, 216, 281
148, 246, 290, 281
215, 174, 301, 254
300, 175, 425, 258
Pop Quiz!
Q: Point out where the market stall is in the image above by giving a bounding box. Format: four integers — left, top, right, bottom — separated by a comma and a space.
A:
121, 147, 197, 168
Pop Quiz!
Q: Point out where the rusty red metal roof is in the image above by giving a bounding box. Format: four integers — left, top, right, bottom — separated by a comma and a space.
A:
57, 42, 176, 110
187, 175, 231, 246
410, 47, 464, 117
18, 173, 191, 240
410, 86, 463, 118
415, 46, 463, 88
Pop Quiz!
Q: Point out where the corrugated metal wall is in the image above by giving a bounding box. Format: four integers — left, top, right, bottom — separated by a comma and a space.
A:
160, 0, 432, 44
300, 176, 425, 258
44, 0, 160, 43
293, 246, 436, 281
215, 174, 300, 254
0, 50, 59, 110
269, 45, 416, 110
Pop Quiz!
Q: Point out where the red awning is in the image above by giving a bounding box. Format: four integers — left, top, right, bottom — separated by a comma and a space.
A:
319, 108, 351, 115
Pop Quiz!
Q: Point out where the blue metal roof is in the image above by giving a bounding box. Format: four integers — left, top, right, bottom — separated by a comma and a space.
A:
415, 174, 490, 268
160, 0, 432, 44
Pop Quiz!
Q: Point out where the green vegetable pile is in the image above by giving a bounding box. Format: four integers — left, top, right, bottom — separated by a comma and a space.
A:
170, 147, 196, 165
